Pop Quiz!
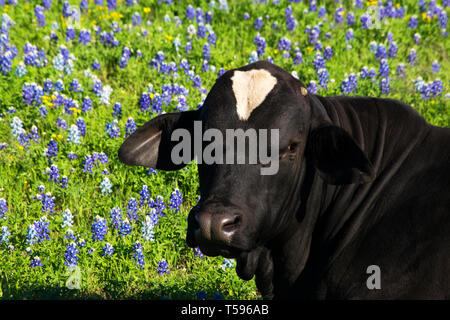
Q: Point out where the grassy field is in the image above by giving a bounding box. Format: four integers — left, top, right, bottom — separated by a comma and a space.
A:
0, 0, 448, 299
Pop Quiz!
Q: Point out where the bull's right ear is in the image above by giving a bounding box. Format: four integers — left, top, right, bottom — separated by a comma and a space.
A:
118, 110, 199, 171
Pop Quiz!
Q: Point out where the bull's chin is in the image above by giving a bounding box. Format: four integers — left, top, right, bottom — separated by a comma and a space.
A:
235, 248, 263, 281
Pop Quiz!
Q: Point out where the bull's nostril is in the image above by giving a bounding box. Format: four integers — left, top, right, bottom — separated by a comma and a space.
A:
221, 215, 241, 233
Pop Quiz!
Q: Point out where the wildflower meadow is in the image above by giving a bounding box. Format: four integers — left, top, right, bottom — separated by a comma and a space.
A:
0, 0, 448, 300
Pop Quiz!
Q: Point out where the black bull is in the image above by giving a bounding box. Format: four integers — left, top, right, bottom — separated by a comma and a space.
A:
118, 61, 450, 299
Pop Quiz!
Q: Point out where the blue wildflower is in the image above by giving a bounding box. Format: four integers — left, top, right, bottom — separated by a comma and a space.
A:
62, 209, 74, 228
102, 242, 114, 256
91, 215, 108, 241
30, 256, 43, 268
133, 241, 145, 269
157, 259, 169, 274
141, 215, 155, 241
64, 242, 79, 267
100, 177, 112, 195
0, 198, 7, 220
105, 119, 120, 138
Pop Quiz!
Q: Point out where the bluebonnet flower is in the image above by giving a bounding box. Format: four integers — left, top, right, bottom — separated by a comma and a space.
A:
0, 50, 14, 76
44, 164, 60, 183
307, 80, 318, 94
62, 209, 74, 228
277, 37, 291, 52
293, 49, 303, 65
102, 243, 114, 256
254, 17, 263, 30
323, 46, 333, 60
407, 48, 417, 65
106, 0, 116, 11
69, 78, 83, 93
125, 117, 136, 137
431, 61, 440, 74
313, 52, 325, 71
18, 133, 30, 149
30, 256, 43, 268
388, 42, 398, 58
140, 92, 151, 111
15, 61, 27, 77
380, 77, 390, 95
317, 68, 329, 89
119, 47, 132, 69
10, 116, 24, 138
221, 258, 235, 270
438, 10, 448, 30
379, 59, 389, 77
396, 63, 406, 77
340, 73, 358, 95
112, 102, 122, 119
26, 224, 39, 245
150, 196, 166, 217
91, 60, 101, 70
27, 216, 51, 245
100, 177, 112, 195
78, 29, 91, 45
141, 215, 155, 242
105, 119, 120, 138
64, 242, 79, 267
67, 124, 81, 144
197, 23, 207, 39
194, 247, 205, 258
45, 139, 58, 160
169, 189, 182, 212
254, 34, 266, 58
0, 198, 7, 220
409, 15, 418, 29
100, 85, 113, 105
64, 229, 77, 241
56, 117, 68, 130
66, 27, 76, 41
139, 185, 151, 207
29, 125, 40, 143
76, 118, 86, 136
34, 5, 45, 27
91, 216, 108, 241
82, 96, 93, 112
157, 259, 169, 274
335, 7, 344, 24
360, 13, 371, 29
119, 219, 132, 237
80, 0, 88, 12
375, 44, 387, 60
347, 11, 355, 26
109, 207, 123, 230
430, 79, 443, 97
0, 226, 10, 244
127, 197, 139, 221
133, 241, 145, 269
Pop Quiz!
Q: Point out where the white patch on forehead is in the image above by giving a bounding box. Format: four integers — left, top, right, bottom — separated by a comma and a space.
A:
231, 69, 277, 121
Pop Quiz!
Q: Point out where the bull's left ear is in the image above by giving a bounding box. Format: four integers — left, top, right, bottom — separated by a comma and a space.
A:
305, 125, 375, 185
118, 110, 199, 171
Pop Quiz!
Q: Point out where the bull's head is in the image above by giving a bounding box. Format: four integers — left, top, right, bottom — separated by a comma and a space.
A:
118, 61, 374, 297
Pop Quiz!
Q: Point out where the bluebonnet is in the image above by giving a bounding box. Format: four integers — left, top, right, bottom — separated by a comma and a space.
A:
307, 80, 318, 94
293, 49, 303, 65
407, 48, 417, 65
62, 209, 74, 228
102, 243, 114, 256
64, 242, 79, 267
30, 256, 43, 268
375, 44, 387, 60
380, 77, 390, 95
69, 78, 83, 93
141, 215, 155, 241
91, 60, 101, 70
125, 117, 136, 137
169, 189, 182, 212
42, 0, 51, 10
78, 29, 91, 45
313, 52, 325, 71
186, 4, 195, 20
34, 5, 45, 27
396, 64, 406, 77
285, 12, 297, 31
30, 126, 40, 143
140, 92, 151, 111
277, 37, 291, 51
254, 34, 266, 57
44, 164, 60, 183
107, 0, 116, 11
118, 219, 132, 237
388, 42, 398, 58
431, 61, 440, 74
347, 11, 355, 26
409, 15, 418, 29
0, 198, 7, 220
76, 118, 87, 136
27, 216, 51, 245
139, 185, 151, 207
340, 73, 358, 95
100, 177, 112, 195
360, 13, 371, 29
148, 208, 160, 226
323, 46, 333, 60
66, 27, 76, 41
100, 31, 120, 47
91, 216, 108, 241
119, 47, 132, 69
335, 7, 344, 24
317, 68, 329, 89
82, 96, 93, 112
112, 102, 122, 119
105, 119, 120, 138
45, 139, 58, 160
99, 85, 113, 105
0, 226, 10, 244
157, 259, 169, 274
150, 195, 166, 217
80, 0, 88, 12
10, 116, 24, 138
109, 206, 122, 229
15, 61, 27, 77
0, 50, 14, 76
64, 229, 77, 241
197, 23, 207, 39
133, 241, 145, 269
254, 17, 263, 30
221, 258, 235, 270
127, 197, 139, 221
56, 117, 68, 130
67, 124, 81, 144
430, 79, 443, 97
379, 59, 389, 77
194, 247, 204, 258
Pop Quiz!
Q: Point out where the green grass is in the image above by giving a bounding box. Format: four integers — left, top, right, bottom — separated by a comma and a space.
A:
0, 0, 448, 299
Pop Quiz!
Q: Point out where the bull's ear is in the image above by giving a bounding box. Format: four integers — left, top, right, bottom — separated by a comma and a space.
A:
305, 125, 375, 185
118, 110, 198, 171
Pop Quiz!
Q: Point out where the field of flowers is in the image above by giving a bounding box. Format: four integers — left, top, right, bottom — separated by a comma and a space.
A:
0, 0, 448, 299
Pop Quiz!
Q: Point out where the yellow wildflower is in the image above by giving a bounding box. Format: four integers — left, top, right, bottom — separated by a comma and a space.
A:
144, 7, 151, 14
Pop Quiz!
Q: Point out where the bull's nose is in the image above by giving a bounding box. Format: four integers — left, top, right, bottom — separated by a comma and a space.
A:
194, 211, 241, 246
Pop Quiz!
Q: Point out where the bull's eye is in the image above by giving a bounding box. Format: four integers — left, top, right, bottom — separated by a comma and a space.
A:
288, 142, 298, 153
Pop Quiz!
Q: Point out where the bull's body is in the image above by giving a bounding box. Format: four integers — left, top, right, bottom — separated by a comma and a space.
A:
119, 61, 450, 299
